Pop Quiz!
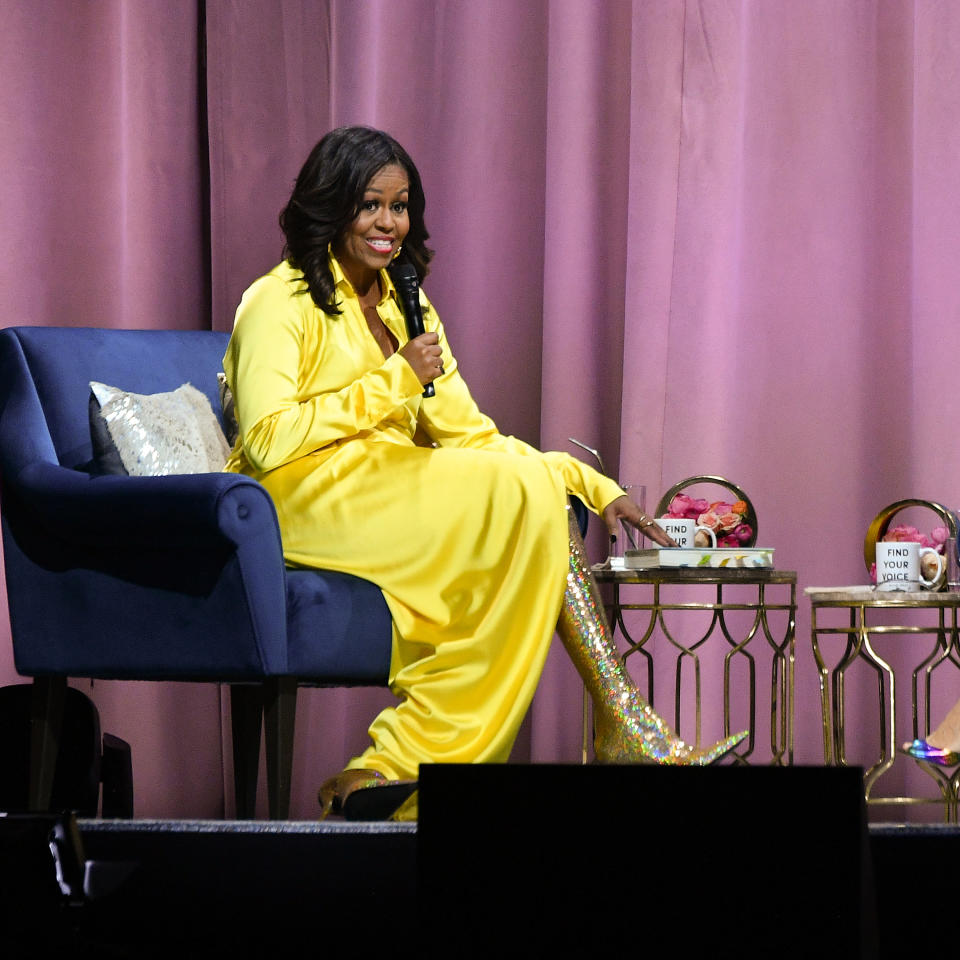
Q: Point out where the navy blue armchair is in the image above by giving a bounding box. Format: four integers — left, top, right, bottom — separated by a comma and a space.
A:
0, 326, 394, 818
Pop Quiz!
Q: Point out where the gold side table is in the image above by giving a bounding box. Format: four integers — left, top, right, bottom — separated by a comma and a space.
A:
590, 567, 797, 764
807, 586, 960, 821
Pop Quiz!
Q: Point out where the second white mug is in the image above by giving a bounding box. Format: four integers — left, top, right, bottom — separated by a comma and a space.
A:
876, 541, 944, 590
655, 517, 717, 549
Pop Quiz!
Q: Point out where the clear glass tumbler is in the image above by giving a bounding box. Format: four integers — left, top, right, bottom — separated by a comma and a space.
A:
609, 483, 646, 568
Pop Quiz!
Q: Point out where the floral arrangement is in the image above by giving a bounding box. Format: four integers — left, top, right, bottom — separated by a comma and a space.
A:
662, 493, 754, 548
870, 523, 950, 583
881, 523, 949, 551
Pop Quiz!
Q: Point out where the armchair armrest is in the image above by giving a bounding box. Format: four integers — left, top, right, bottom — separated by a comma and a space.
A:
10, 462, 281, 553
3, 462, 292, 677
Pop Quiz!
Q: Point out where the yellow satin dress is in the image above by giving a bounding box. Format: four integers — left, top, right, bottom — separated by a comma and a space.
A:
223, 256, 624, 780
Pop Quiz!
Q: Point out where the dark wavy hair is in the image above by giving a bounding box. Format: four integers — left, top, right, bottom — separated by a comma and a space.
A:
279, 127, 433, 315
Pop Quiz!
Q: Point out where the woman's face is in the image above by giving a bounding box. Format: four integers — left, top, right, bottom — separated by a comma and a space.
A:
334, 163, 410, 290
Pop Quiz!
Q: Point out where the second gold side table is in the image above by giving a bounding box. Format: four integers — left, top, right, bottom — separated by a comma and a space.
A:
590, 566, 797, 764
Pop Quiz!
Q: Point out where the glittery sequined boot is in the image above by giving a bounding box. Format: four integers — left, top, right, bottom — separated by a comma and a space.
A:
558, 506, 747, 765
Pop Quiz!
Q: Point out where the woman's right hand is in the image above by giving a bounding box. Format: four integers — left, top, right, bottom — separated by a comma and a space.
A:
399, 332, 444, 386
602, 496, 679, 548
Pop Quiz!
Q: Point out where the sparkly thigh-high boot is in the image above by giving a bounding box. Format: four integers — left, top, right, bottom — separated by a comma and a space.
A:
558, 506, 747, 765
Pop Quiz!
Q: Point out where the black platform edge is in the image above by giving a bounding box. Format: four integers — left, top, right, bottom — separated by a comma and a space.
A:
78, 817, 417, 835
72, 817, 958, 836
75, 814, 960, 830
869, 822, 960, 836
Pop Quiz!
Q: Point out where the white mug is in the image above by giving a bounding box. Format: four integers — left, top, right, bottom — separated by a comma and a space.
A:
875, 542, 944, 591
655, 518, 717, 549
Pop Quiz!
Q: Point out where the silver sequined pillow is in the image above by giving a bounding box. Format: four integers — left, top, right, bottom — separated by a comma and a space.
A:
89, 380, 231, 476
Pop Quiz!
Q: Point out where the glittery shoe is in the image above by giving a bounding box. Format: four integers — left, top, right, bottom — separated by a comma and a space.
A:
318, 769, 419, 820
342, 781, 418, 821
318, 769, 386, 819
900, 739, 960, 767
558, 505, 748, 766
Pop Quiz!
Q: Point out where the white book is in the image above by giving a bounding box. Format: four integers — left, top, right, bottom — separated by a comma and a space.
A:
620, 547, 775, 570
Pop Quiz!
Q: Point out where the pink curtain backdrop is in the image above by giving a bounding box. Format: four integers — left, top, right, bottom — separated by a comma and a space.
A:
2, 0, 960, 818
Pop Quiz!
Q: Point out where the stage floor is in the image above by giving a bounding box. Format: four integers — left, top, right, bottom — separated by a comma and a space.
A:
1, 816, 954, 957
3, 765, 956, 957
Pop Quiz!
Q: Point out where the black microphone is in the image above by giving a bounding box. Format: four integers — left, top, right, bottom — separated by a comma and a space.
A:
388, 260, 435, 398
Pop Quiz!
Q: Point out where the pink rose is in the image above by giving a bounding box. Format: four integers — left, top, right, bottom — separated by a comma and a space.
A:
733, 523, 753, 543
884, 525, 922, 543
712, 502, 733, 516
881, 524, 949, 551
717, 511, 741, 532
698, 511, 721, 531
668, 494, 692, 516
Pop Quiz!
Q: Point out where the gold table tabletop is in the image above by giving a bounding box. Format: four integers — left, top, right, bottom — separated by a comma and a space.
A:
595, 566, 796, 585
806, 584, 960, 606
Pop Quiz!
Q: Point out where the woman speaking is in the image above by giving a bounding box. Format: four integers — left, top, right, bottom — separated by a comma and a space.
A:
222, 127, 746, 819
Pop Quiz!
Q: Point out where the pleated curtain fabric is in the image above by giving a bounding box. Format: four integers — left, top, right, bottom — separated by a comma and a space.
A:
2, 0, 960, 814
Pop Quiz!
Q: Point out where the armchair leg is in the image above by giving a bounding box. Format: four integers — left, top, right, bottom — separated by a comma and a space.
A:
101, 732, 134, 819
230, 684, 263, 819
263, 677, 297, 820
29, 676, 67, 811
